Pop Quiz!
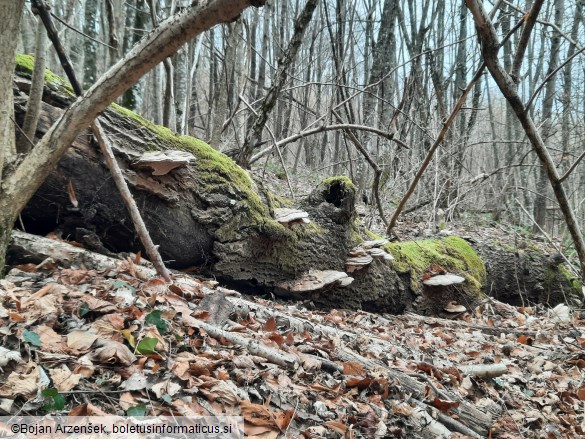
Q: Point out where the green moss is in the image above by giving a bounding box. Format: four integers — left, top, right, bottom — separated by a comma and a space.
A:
15, 54, 75, 96
545, 265, 583, 298
365, 229, 386, 241
264, 190, 293, 209
386, 236, 486, 293
109, 103, 287, 242
322, 175, 357, 192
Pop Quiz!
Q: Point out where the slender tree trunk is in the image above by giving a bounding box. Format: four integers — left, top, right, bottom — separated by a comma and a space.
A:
121, 0, 146, 111
210, 21, 240, 149
0, 0, 25, 183
82, 0, 98, 88
0, 0, 25, 271
17, 14, 47, 153
532, 0, 564, 232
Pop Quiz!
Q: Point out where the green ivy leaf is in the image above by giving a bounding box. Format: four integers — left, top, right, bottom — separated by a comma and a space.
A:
113, 280, 136, 293
126, 404, 147, 416
42, 388, 66, 411
145, 310, 169, 334
136, 337, 159, 355
23, 330, 41, 347
42, 388, 58, 398
79, 302, 90, 317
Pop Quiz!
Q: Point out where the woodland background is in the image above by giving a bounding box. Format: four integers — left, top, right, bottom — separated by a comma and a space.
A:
13, 0, 585, 248
1, 2, 585, 437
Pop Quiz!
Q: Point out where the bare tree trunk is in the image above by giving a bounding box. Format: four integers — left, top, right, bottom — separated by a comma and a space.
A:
210, 21, 241, 149
0, 0, 25, 183
532, 0, 564, 233
82, 0, 98, 88
0, 0, 25, 271
148, 0, 177, 131
17, 14, 47, 153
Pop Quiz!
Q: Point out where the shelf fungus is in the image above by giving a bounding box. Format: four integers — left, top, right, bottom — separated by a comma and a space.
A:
345, 255, 373, 272
276, 270, 353, 297
444, 301, 467, 313
273, 208, 310, 226
422, 273, 465, 287
131, 150, 195, 175
361, 239, 389, 249
345, 240, 394, 272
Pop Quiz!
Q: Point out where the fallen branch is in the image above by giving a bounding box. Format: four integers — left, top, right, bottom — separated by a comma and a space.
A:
191, 319, 300, 369
391, 312, 538, 338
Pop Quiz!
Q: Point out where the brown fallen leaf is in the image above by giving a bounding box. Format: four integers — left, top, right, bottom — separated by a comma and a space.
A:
91, 339, 137, 366
49, 365, 81, 392
343, 361, 366, 376
324, 420, 348, 434
431, 396, 460, 412
69, 402, 110, 416
262, 317, 277, 332
67, 330, 99, 352
0, 367, 40, 398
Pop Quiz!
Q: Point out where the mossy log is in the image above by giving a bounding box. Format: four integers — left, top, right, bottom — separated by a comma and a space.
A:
8, 61, 583, 312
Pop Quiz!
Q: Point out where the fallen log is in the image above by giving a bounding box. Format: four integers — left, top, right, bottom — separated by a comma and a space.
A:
9, 59, 583, 311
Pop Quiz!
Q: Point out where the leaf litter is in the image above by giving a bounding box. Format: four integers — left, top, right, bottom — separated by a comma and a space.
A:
0, 254, 584, 438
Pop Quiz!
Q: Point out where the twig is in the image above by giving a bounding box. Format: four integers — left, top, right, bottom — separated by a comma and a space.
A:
50, 12, 116, 50
91, 119, 172, 282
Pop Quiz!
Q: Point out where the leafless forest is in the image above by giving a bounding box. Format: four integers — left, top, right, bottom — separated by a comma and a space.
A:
16, 0, 585, 248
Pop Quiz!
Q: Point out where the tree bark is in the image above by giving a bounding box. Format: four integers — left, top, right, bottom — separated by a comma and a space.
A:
17, 14, 47, 154
0, 0, 25, 182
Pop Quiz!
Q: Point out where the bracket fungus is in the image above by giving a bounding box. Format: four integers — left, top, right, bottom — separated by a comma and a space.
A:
345, 240, 394, 272
444, 301, 467, 313
361, 239, 389, 249
345, 255, 374, 273
422, 273, 465, 287
276, 270, 354, 296
273, 208, 310, 226
131, 150, 195, 175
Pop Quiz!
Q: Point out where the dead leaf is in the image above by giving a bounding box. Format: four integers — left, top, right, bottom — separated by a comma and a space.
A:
69, 403, 109, 416
49, 365, 81, 392
91, 339, 137, 366
0, 367, 40, 398
151, 380, 182, 399
262, 317, 277, 332
324, 420, 348, 434
393, 402, 415, 416
67, 180, 79, 207
343, 361, 366, 376
431, 396, 460, 412
517, 335, 534, 345
66, 330, 98, 352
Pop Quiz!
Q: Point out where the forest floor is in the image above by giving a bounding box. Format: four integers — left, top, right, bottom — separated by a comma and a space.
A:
1, 232, 584, 438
